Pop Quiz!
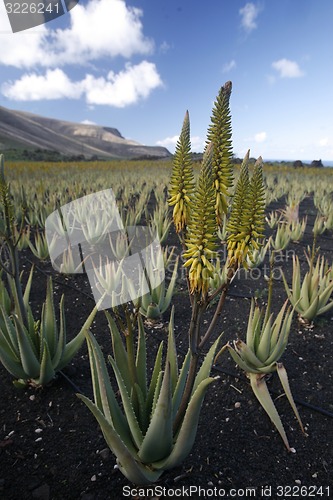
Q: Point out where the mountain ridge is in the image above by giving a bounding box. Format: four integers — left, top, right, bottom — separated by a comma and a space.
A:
0, 106, 171, 160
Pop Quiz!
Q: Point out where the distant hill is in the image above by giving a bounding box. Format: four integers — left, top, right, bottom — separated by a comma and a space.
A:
0, 106, 171, 160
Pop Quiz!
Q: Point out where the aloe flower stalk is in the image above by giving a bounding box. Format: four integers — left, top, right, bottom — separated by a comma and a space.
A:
227, 152, 266, 268
168, 111, 195, 233
206, 80, 234, 224
182, 143, 218, 295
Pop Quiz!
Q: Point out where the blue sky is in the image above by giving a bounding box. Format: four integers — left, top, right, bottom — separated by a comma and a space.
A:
0, 0, 332, 161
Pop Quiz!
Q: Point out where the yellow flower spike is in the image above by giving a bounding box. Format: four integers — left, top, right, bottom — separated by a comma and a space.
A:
206, 82, 234, 225
226, 153, 265, 268
183, 143, 218, 295
168, 111, 195, 233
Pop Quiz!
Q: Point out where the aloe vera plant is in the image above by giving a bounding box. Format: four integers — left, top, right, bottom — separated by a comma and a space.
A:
283, 254, 333, 323
0, 268, 97, 387
218, 299, 304, 451
135, 253, 179, 320
78, 308, 220, 484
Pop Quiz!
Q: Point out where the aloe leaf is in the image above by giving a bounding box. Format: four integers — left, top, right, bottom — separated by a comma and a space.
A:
302, 295, 319, 321
249, 372, 291, 451
78, 395, 162, 485
256, 314, 273, 363
41, 278, 57, 357
52, 295, 66, 368
60, 305, 98, 370
154, 376, 216, 470
14, 318, 40, 378
22, 266, 34, 309
172, 349, 191, 419
228, 344, 255, 373
146, 341, 163, 416
0, 306, 19, 358
84, 331, 133, 451
138, 362, 173, 463
150, 370, 163, 418
161, 257, 179, 314
282, 270, 293, 303
0, 345, 27, 379
108, 355, 144, 449
317, 281, 333, 311
135, 314, 147, 398
134, 383, 148, 433
166, 307, 178, 393
317, 299, 333, 316
192, 334, 222, 395
145, 303, 160, 319
299, 273, 311, 311
105, 311, 131, 394
141, 291, 152, 312
234, 339, 264, 371
37, 340, 55, 386
292, 256, 301, 300
276, 362, 304, 433
265, 308, 293, 366
269, 301, 289, 351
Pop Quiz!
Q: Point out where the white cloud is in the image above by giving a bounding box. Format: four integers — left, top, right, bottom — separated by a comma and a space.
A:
83, 61, 163, 107
223, 60, 236, 73
239, 3, 260, 32
156, 135, 203, 152
0, 0, 153, 68
156, 135, 179, 148
81, 119, 97, 125
2, 69, 82, 100
0, 1, 162, 107
272, 59, 304, 78
53, 0, 154, 65
254, 131, 267, 143
319, 137, 329, 147
2, 62, 162, 107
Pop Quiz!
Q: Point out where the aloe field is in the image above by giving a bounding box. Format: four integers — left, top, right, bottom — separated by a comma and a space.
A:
1, 85, 333, 499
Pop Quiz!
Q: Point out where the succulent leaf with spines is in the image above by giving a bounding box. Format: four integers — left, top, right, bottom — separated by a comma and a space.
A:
168, 111, 195, 233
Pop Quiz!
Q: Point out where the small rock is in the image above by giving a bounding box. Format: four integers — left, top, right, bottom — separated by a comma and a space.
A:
90, 475, 97, 482
32, 483, 50, 500
295, 479, 301, 485
234, 402, 241, 409
98, 448, 110, 461
35, 428, 43, 434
